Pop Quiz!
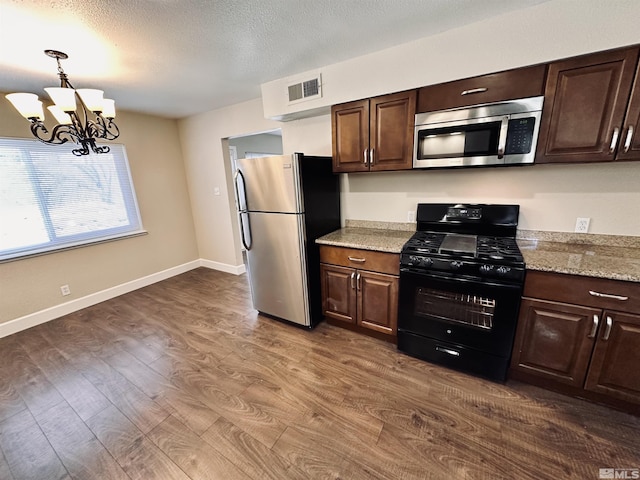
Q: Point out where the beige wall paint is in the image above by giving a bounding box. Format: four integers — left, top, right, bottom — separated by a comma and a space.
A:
282, 114, 640, 235
262, 0, 640, 119
0, 100, 198, 323
177, 98, 281, 268
178, 0, 640, 272
273, 0, 640, 237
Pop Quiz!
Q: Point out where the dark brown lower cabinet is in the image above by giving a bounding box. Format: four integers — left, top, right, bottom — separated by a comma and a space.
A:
510, 271, 640, 413
319, 246, 399, 342
357, 270, 399, 335
584, 311, 640, 404
513, 298, 600, 388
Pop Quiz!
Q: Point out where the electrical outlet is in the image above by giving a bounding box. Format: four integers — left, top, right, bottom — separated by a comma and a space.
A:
60, 284, 71, 296
407, 210, 416, 222
575, 217, 590, 233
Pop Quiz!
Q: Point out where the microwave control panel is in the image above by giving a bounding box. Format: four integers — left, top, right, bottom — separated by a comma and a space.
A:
505, 117, 536, 154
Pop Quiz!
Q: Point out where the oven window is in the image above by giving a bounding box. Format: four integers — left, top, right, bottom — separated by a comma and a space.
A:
414, 287, 496, 330
416, 121, 501, 159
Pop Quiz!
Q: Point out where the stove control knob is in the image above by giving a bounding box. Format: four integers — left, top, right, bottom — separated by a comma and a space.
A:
480, 265, 494, 274
496, 266, 511, 276
450, 260, 463, 270
421, 257, 433, 268
408, 255, 419, 265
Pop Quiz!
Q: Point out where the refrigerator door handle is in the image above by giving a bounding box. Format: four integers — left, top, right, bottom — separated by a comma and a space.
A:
234, 169, 252, 250
238, 211, 252, 250
233, 168, 248, 211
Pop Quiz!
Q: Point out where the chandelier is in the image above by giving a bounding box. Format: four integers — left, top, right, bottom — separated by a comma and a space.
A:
5, 50, 119, 156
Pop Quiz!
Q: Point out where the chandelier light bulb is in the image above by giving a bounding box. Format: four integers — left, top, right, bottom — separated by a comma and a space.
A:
77, 89, 105, 112
44, 87, 77, 112
47, 105, 73, 125
102, 99, 116, 118
5, 93, 44, 120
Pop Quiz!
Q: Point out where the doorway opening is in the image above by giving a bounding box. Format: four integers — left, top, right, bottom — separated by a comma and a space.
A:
225, 129, 283, 267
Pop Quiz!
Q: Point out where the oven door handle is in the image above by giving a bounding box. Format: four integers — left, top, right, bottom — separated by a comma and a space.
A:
497, 116, 510, 159
436, 346, 461, 357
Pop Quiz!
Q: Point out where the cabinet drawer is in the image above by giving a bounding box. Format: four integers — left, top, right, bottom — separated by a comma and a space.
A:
524, 270, 640, 313
417, 64, 547, 113
319, 245, 400, 275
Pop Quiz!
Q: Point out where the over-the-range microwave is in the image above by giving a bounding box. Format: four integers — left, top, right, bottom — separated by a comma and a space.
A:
413, 96, 544, 168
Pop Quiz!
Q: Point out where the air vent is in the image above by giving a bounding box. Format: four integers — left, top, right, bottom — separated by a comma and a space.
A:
287, 75, 322, 104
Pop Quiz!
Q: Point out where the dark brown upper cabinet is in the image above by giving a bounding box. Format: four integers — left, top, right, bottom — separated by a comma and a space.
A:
417, 64, 547, 113
616, 59, 640, 161
536, 46, 640, 164
331, 90, 416, 173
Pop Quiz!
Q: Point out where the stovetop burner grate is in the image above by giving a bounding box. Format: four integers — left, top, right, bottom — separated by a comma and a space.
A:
403, 231, 523, 265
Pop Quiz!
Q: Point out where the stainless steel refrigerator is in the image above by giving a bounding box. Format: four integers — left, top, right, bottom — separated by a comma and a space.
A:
234, 153, 340, 327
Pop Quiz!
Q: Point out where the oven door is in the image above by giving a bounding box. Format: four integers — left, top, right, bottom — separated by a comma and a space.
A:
398, 269, 522, 357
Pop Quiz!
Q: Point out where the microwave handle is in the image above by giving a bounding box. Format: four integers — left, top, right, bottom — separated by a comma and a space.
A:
497, 116, 510, 159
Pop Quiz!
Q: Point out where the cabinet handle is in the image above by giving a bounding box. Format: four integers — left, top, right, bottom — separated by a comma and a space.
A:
363, 149, 369, 165
348, 256, 366, 263
588, 314, 599, 338
461, 87, 488, 96
356, 272, 361, 291
603, 315, 613, 341
609, 127, 620, 154
588, 290, 629, 301
369, 148, 374, 166
623, 126, 634, 153
350, 272, 356, 290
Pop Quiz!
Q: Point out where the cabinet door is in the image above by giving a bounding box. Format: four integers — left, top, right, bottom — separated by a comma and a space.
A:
369, 90, 416, 171
536, 47, 639, 164
510, 298, 600, 387
331, 99, 370, 173
320, 264, 356, 324
357, 270, 398, 335
616, 59, 640, 161
585, 311, 640, 404
417, 64, 546, 113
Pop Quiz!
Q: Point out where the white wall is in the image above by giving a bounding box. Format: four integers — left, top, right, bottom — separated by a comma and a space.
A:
181, 0, 640, 272
263, 0, 640, 119
177, 99, 281, 269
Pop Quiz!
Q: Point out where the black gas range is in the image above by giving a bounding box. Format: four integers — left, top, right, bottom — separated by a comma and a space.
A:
397, 203, 525, 381
401, 232, 524, 283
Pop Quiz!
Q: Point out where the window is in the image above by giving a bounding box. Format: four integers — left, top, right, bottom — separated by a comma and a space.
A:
0, 138, 144, 261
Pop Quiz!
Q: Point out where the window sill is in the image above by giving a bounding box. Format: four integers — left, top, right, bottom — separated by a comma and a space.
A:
0, 230, 149, 263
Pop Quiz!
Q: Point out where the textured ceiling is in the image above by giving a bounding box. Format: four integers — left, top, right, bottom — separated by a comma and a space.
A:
0, 0, 547, 119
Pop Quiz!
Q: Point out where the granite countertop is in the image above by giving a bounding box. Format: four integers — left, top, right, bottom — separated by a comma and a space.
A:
517, 231, 640, 282
317, 221, 640, 282
316, 221, 414, 254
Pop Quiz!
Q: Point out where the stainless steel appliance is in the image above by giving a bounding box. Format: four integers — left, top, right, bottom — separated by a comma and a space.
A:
234, 153, 340, 327
398, 203, 525, 381
413, 96, 544, 168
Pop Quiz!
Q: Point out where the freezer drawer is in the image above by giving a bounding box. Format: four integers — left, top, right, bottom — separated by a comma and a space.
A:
244, 211, 310, 326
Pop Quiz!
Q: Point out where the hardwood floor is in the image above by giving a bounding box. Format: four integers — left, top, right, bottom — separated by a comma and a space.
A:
1, 267, 638, 479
